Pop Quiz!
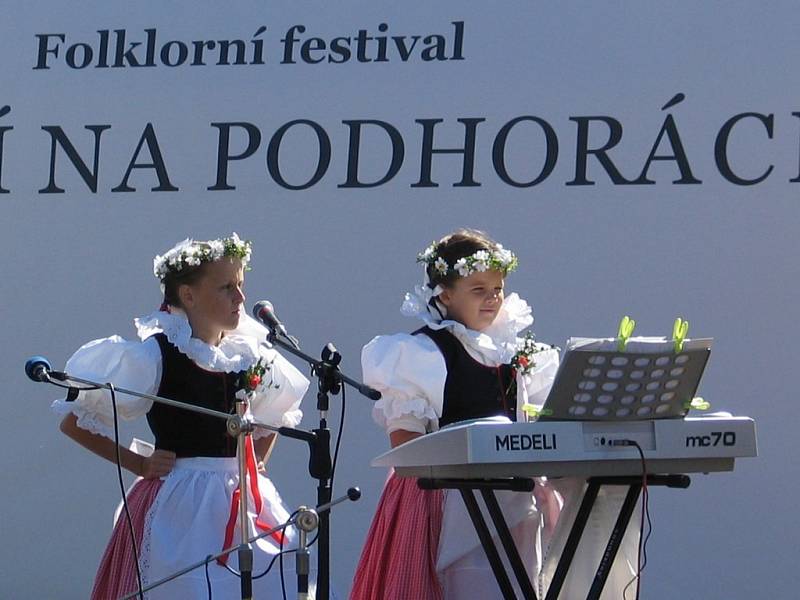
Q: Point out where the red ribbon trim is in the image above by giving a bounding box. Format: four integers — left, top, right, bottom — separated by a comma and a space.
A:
217, 435, 285, 566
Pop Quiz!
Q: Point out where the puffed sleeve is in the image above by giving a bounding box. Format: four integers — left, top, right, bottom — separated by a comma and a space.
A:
521, 345, 561, 409
51, 336, 161, 439
250, 347, 309, 434
362, 333, 447, 434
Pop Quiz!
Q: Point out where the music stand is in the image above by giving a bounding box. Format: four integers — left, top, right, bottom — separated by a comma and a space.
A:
537, 337, 712, 422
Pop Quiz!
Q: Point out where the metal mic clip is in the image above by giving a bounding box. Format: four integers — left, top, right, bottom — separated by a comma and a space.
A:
296, 507, 320, 533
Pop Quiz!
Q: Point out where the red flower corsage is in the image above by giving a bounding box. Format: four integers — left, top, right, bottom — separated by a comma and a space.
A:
511, 332, 541, 376
239, 358, 267, 394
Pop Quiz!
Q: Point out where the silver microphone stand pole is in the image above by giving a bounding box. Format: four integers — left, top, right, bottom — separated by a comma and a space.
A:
236, 400, 254, 600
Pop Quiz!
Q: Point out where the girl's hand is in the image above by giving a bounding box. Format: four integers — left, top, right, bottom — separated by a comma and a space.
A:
140, 449, 177, 479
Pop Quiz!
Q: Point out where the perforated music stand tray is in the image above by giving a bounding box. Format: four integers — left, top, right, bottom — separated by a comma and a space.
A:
537, 337, 712, 421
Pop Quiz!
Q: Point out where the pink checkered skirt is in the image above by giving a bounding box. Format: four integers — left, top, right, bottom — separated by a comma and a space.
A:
350, 471, 444, 600
90, 478, 163, 600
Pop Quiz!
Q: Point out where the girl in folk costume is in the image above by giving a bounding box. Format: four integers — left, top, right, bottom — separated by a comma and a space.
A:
350, 229, 640, 599
350, 229, 559, 599
54, 234, 312, 599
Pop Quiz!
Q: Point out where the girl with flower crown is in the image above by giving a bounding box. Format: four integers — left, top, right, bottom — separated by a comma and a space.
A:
54, 234, 312, 599
350, 229, 638, 600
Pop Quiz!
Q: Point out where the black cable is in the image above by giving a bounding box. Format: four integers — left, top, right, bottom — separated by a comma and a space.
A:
304, 375, 347, 553
253, 548, 296, 579
221, 543, 297, 580
622, 441, 649, 600
640, 476, 653, 574
329, 382, 346, 492
307, 530, 319, 548
204, 555, 214, 600
109, 383, 144, 600
49, 380, 102, 392
279, 512, 288, 600
633, 441, 651, 600
253, 509, 301, 580
308, 380, 348, 550
217, 506, 300, 593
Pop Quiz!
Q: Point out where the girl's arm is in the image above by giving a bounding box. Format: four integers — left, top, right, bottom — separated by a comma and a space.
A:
60, 413, 175, 479
389, 429, 423, 448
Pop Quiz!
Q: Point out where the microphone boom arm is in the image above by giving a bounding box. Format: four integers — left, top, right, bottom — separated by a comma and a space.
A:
266, 332, 381, 401
57, 373, 267, 428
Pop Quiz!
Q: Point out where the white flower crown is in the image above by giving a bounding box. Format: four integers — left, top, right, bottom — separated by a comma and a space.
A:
153, 233, 252, 281
417, 241, 518, 278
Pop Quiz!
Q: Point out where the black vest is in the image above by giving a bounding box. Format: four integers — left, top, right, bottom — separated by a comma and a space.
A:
414, 326, 515, 428
147, 333, 242, 458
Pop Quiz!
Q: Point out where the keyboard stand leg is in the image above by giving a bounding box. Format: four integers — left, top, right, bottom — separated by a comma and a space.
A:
460, 488, 518, 600
419, 478, 537, 599
481, 489, 539, 600
582, 474, 689, 600
585, 483, 641, 600
544, 480, 601, 600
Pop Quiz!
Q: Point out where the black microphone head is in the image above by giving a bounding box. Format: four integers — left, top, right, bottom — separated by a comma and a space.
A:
252, 300, 274, 320
25, 356, 51, 382
365, 387, 382, 401
252, 300, 292, 343
347, 487, 362, 502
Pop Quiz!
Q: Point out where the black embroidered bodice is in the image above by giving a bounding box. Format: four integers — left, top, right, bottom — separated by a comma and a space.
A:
147, 333, 242, 458
413, 326, 516, 428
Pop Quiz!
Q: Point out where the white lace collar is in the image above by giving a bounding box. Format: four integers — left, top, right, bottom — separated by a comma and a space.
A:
401, 286, 533, 364
134, 309, 266, 373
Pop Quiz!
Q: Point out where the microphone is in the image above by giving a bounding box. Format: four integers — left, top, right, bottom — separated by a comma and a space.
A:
252, 301, 300, 349
24, 356, 69, 384
25, 356, 52, 382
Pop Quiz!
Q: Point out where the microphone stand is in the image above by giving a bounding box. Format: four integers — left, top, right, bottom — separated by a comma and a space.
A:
265, 331, 380, 600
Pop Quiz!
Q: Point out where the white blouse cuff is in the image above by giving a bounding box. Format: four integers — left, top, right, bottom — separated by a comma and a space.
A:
385, 416, 429, 435
372, 395, 438, 434
52, 400, 115, 439
251, 408, 303, 440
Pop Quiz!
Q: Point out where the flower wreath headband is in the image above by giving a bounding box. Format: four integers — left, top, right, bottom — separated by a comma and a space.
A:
416, 241, 519, 280
153, 233, 253, 281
